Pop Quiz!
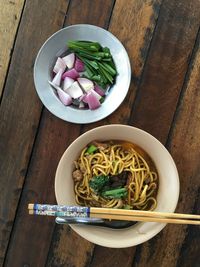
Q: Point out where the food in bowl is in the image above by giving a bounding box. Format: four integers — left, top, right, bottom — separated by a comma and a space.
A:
49, 40, 117, 110
55, 125, 179, 247
72, 140, 158, 211
34, 24, 131, 123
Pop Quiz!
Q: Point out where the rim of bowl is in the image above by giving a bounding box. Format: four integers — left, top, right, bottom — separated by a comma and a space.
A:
33, 24, 131, 123
55, 124, 180, 247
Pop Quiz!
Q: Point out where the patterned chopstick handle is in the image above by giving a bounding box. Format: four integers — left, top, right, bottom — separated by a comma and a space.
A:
31, 209, 89, 217
28, 204, 90, 218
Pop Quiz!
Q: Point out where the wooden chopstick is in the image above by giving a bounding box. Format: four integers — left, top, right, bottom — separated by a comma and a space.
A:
28, 204, 200, 225
90, 213, 200, 225
90, 207, 200, 220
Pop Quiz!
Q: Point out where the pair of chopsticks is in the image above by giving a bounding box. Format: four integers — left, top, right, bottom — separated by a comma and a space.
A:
28, 204, 200, 225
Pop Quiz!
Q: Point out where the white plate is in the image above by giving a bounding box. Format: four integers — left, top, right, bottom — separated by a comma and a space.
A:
55, 125, 180, 248
34, 24, 131, 124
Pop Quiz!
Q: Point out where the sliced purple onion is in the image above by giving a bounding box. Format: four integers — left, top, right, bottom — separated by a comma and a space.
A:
62, 68, 80, 80
94, 84, 105, 96
57, 87, 72, 106
90, 89, 101, 100
51, 69, 63, 87
65, 81, 83, 99
63, 77, 74, 91
80, 93, 88, 103
53, 57, 66, 73
49, 81, 72, 106
48, 80, 60, 90
77, 77, 94, 92
74, 58, 85, 72
62, 53, 75, 69
79, 93, 87, 104
87, 90, 101, 110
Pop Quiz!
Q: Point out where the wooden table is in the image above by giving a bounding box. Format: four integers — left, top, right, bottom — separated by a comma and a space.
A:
0, 0, 200, 266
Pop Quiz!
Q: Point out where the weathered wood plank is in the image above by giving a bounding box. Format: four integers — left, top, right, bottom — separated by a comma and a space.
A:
45, 1, 116, 267
0, 0, 69, 266
4, 1, 115, 267
0, 0, 25, 99
129, 0, 200, 143
82, 1, 163, 266
89, 247, 134, 267
90, 0, 200, 266
82, 0, 162, 132
132, 29, 200, 267
47, 225, 93, 267
65, 0, 115, 27
4, 112, 80, 267
172, 33, 200, 267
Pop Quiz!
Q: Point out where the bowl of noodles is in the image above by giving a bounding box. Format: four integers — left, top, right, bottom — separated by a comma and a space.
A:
55, 124, 179, 248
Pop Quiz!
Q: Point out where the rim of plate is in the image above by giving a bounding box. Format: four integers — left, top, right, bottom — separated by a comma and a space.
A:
34, 24, 131, 124
55, 124, 180, 248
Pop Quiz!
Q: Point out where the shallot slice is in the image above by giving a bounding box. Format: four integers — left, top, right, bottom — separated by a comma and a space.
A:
90, 89, 101, 100
53, 57, 66, 73
77, 77, 94, 92
62, 68, 80, 80
62, 53, 75, 69
51, 69, 63, 87
87, 90, 101, 110
49, 81, 72, 106
65, 81, 83, 99
94, 84, 105, 96
74, 58, 84, 72
57, 87, 72, 106
79, 94, 88, 103
63, 77, 74, 92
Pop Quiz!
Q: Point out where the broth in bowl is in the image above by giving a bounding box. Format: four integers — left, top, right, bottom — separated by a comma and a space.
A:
72, 140, 159, 211
55, 124, 179, 248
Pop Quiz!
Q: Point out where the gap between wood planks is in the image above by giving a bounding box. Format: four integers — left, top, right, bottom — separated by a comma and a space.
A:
166, 26, 200, 149
166, 28, 200, 267
3, 0, 115, 266
131, 25, 200, 267
45, 1, 116, 266
45, 1, 164, 267
1, 0, 70, 266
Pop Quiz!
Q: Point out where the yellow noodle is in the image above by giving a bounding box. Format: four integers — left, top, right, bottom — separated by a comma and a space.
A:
72, 141, 158, 211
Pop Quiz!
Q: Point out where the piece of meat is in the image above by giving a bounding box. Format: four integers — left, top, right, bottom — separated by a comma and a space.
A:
110, 181, 124, 189
92, 141, 108, 150
72, 169, 83, 181
110, 172, 128, 188
79, 164, 86, 173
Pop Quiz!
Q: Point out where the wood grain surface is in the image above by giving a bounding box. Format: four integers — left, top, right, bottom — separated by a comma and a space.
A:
165, 32, 200, 267
129, 0, 200, 143
0, 0, 69, 266
46, 1, 162, 267
3, 1, 114, 267
130, 29, 200, 267
0, 0, 200, 266
85, 0, 200, 266
46, 1, 115, 266
0, 0, 25, 99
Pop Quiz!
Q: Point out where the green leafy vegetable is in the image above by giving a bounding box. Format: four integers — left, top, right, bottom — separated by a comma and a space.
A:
86, 144, 98, 154
101, 187, 127, 199
89, 175, 110, 193
67, 40, 117, 88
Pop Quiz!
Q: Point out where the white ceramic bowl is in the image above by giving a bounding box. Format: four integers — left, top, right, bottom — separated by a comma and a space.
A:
55, 125, 179, 248
34, 24, 131, 123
